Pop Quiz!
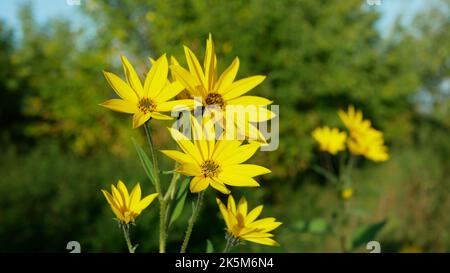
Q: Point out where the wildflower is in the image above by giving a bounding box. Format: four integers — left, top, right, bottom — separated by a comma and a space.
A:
100, 54, 194, 128
312, 126, 347, 155
348, 127, 389, 162
160, 116, 270, 194
338, 105, 371, 137
217, 195, 282, 246
170, 34, 273, 142
101, 180, 159, 224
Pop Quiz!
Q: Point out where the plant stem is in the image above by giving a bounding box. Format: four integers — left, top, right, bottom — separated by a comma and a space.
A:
143, 122, 166, 253
122, 224, 135, 253
180, 191, 205, 253
223, 235, 232, 253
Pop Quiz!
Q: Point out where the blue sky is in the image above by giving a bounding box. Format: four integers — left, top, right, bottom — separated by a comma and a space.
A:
0, 0, 427, 35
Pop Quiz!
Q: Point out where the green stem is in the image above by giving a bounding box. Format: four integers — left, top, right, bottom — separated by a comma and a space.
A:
122, 224, 135, 253
180, 191, 205, 253
223, 235, 233, 253
143, 122, 166, 253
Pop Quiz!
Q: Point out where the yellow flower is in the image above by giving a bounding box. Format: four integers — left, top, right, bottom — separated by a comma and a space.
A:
160, 116, 271, 194
101, 180, 159, 224
170, 34, 274, 142
341, 187, 354, 200
100, 54, 194, 128
338, 105, 372, 137
312, 126, 347, 155
217, 196, 282, 246
348, 127, 389, 162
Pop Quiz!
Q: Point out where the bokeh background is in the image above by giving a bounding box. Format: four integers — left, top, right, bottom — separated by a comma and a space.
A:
0, 0, 449, 253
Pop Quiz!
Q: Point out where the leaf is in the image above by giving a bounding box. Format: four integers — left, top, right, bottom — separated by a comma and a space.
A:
169, 179, 189, 226
312, 165, 339, 184
206, 239, 214, 253
308, 218, 329, 234
131, 137, 156, 186
352, 220, 387, 249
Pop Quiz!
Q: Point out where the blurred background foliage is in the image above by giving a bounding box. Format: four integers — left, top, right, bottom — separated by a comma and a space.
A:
0, 0, 449, 252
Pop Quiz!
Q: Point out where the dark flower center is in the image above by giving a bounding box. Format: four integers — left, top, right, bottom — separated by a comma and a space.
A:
205, 93, 225, 109
137, 98, 156, 114
201, 159, 220, 178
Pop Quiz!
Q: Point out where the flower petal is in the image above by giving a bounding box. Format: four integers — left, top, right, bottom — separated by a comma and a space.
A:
103, 71, 139, 102
184, 45, 206, 89
242, 237, 278, 246
245, 205, 263, 225
156, 99, 194, 112
149, 112, 173, 120
222, 75, 266, 100
210, 178, 231, 194
129, 183, 142, 210
177, 163, 202, 177
121, 55, 144, 97
167, 128, 203, 164
144, 54, 168, 98
154, 81, 185, 102
100, 99, 137, 114
170, 65, 201, 96
222, 164, 271, 177
160, 150, 197, 164
220, 143, 260, 166
136, 192, 159, 212
189, 176, 210, 193
216, 57, 239, 93
133, 111, 151, 128
237, 197, 248, 216
218, 172, 260, 187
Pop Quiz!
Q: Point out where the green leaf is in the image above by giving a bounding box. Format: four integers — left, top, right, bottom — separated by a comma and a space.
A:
352, 220, 387, 249
312, 165, 339, 184
308, 218, 329, 234
206, 239, 214, 253
169, 179, 189, 226
131, 137, 156, 186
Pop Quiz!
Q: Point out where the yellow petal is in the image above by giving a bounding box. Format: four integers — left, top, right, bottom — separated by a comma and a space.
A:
149, 112, 173, 120
227, 195, 236, 214
133, 111, 152, 128
246, 205, 263, 225
191, 115, 209, 161
144, 54, 168, 98
154, 81, 185, 102
216, 198, 232, 230
189, 176, 209, 193
237, 197, 248, 216
222, 164, 271, 177
103, 71, 139, 102
210, 178, 231, 194
184, 45, 206, 89
136, 192, 159, 212
170, 65, 202, 96
227, 96, 272, 106
121, 55, 144, 97
176, 163, 202, 176
100, 99, 137, 114
216, 57, 239, 93
220, 143, 260, 166
218, 172, 260, 187
203, 33, 216, 91
160, 150, 197, 164
156, 99, 194, 112
242, 237, 278, 246
102, 189, 119, 211
167, 128, 203, 164
117, 180, 130, 207
222, 75, 266, 100
129, 183, 142, 210
212, 140, 243, 162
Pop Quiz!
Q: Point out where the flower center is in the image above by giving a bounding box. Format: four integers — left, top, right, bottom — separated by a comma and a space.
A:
137, 98, 156, 114
205, 93, 225, 109
200, 159, 220, 178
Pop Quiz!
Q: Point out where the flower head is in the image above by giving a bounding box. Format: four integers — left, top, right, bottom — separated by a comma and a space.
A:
348, 127, 389, 162
312, 126, 347, 155
100, 54, 194, 128
160, 115, 271, 194
217, 195, 282, 246
101, 180, 159, 224
170, 34, 274, 142
338, 105, 371, 137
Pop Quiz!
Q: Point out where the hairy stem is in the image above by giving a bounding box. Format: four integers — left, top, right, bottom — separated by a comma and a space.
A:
180, 191, 205, 253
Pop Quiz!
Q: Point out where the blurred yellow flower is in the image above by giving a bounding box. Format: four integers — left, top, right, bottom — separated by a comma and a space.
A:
341, 187, 354, 200
101, 180, 159, 224
217, 195, 282, 246
339, 105, 389, 162
170, 34, 273, 142
161, 116, 270, 194
338, 105, 372, 137
100, 54, 194, 128
312, 126, 347, 155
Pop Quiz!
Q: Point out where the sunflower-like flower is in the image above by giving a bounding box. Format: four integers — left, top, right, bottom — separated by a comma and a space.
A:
217, 195, 282, 246
348, 127, 389, 162
312, 126, 347, 155
339, 105, 389, 162
101, 180, 159, 224
160, 116, 271, 194
170, 34, 274, 142
100, 54, 194, 128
